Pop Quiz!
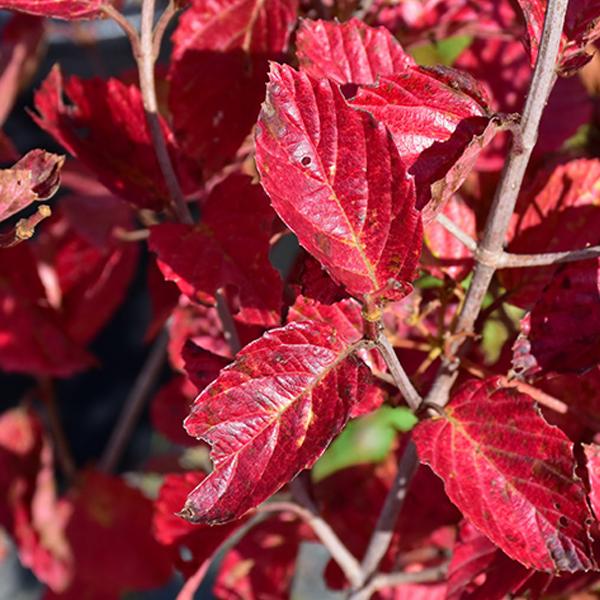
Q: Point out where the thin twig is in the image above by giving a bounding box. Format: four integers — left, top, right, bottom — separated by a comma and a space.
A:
375, 329, 422, 411
436, 213, 477, 252
99, 329, 168, 472
500, 246, 600, 267
152, 0, 178, 59
463, 358, 600, 430
138, 0, 193, 224
215, 288, 242, 355
101, 5, 141, 57
259, 499, 363, 587
105, 1, 193, 224
37, 378, 77, 481
349, 441, 419, 597
501, 377, 568, 414
424, 0, 569, 410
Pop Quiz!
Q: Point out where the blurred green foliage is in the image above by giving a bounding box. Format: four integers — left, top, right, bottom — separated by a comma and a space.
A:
313, 406, 417, 481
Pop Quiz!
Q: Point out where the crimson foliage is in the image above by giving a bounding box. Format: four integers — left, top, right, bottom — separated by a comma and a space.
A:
3, 0, 600, 598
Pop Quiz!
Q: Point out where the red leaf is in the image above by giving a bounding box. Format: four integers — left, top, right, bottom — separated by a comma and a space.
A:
33, 193, 139, 344
153, 471, 244, 575
446, 521, 531, 600
515, 0, 600, 73
0, 0, 106, 19
50, 471, 172, 598
213, 513, 303, 598
181, 320, 370, 524
0, 15, 45, 127
12, 436, 72, 593
149, 174, 282, 327
0, 408, 72, 591
31, 66, 196, 212
349, 66, 494, 212
413, 377, 596, 572
256, 63, 422, 303
287, 294, 386, 416
535, 368, 600, 442
295, 254, 346, 305
513, 259, 600, 376
423, 194, 475, 282
455, 37, 592, 169
296, 18, 414, 85
373, 0, 516, 46
317, 455, 458, 589
182, 340, 229, 390
376, 581, 447, 600
502, 159, 600, 308
150, 376, 198, 447
168, 0, 297, 173
585, 444, 600, 522
0, 149, 63, 222
0, 244, 94, 377
287, 295, 364, 345
146, 257, 180, 341
167, 299, 231, 371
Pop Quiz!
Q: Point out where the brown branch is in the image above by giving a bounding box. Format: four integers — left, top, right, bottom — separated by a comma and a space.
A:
37, 378, 76, 481
99, 329, 168, 472
375, 328, 422, 411
500, 246, 600, 267
349, 440, 419, 597
258, 498, 363, 587
423, 0, 569, 409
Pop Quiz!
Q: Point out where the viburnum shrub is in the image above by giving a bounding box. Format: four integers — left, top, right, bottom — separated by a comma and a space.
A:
5, 0, 600, 597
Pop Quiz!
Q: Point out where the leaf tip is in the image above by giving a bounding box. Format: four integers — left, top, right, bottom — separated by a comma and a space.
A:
176, 503, 198, 523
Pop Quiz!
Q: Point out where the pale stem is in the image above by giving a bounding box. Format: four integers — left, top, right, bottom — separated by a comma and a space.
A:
434, 214, 600, 267
99, 329, 168, 472
424, 0, 569, 409
104, 1, 193, 224
259, 499, 363, 588
500, 246, 600, 267
152, 0, 177, 58
375, 328, 422, 411
436, 213, 477, 252
138, 0, 193, 224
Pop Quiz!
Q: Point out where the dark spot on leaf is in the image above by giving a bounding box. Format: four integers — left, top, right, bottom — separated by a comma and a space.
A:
301, 156, 311, 166
558, 516, 568, 528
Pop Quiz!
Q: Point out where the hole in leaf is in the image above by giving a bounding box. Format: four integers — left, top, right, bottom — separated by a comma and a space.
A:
301, 156, 311, 166
558, 516, 568, 528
